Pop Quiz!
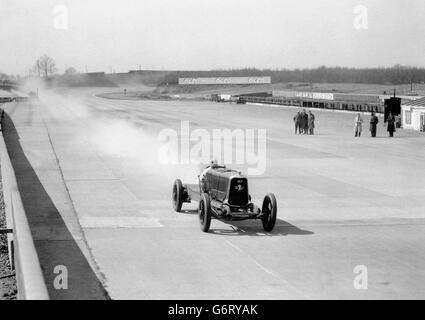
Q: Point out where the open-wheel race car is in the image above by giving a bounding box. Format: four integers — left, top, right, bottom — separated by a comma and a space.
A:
172, 165, 277, 233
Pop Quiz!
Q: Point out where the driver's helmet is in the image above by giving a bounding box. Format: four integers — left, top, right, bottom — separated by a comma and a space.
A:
210, 159, 218, 168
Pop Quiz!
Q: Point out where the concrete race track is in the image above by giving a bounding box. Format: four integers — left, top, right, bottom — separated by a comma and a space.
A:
2, 88, 425, 299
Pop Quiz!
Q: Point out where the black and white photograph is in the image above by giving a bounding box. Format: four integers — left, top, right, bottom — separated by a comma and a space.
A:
1, 0, 425, 305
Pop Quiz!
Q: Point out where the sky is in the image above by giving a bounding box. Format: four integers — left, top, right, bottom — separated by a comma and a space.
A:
1, 0, 424, 75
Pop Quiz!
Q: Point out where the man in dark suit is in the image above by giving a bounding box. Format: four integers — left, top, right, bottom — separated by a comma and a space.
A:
293, 112, 301, 134
308, 111, 315, 135
299, 110, 306, 134
370, 112, 379, 137
387, 112, 396, 137
300, 109, 308, 134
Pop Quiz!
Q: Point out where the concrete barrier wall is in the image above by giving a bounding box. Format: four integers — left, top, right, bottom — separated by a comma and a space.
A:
0, 108, 49, 300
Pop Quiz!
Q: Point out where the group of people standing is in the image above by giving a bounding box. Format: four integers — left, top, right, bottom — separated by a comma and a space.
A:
292, 109, 396, 138
293, 109, 315, 135
354, 112, 396, 138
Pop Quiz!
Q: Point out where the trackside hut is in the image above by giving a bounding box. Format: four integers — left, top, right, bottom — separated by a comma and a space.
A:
401, 97, 425, 131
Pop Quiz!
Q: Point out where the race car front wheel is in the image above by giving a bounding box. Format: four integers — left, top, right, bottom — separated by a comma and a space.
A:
199, 193, 211, 232
261, 193, 277, 232
172, 179, 184, 212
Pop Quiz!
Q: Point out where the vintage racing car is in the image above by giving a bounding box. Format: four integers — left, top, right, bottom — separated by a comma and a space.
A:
172, 165, 277, 232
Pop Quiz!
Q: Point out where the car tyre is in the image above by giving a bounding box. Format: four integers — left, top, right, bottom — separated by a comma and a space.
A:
199, 193, 211, 232
172, 179, 184, 212
261, 193, 277, 232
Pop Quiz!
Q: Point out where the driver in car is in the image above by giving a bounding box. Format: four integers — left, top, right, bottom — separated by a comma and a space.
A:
199, 160, 220, 191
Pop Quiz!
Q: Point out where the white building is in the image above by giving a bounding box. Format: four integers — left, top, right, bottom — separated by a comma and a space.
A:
401, 97, 425, 131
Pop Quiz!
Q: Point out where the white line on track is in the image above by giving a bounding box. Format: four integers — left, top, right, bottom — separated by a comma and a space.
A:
224, 239, 309, 299
80, 216, 163, 228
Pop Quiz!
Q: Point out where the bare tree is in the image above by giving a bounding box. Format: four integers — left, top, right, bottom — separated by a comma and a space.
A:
30, 64, 41, 77
35, 55, 57, 77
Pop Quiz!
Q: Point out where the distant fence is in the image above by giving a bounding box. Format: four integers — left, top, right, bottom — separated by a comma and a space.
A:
272, 91, 382, 103
240, 96, 385, 113
0, 107, 49, 300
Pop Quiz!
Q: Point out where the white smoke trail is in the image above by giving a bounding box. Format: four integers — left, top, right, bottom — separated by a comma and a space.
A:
37, 88, 199, 185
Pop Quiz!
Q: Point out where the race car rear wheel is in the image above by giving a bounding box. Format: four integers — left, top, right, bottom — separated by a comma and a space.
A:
199, 193, 211, 232
261, 193, 277, 232
172, 179, 184, 212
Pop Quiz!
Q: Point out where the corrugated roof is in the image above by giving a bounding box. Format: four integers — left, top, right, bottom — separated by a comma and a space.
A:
403, 97, 425, 107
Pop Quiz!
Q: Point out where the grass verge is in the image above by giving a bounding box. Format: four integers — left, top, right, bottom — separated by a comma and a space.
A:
0, 167, 17, 300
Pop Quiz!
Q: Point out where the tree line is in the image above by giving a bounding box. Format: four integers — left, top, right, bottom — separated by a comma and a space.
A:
3, 54, 425, 86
